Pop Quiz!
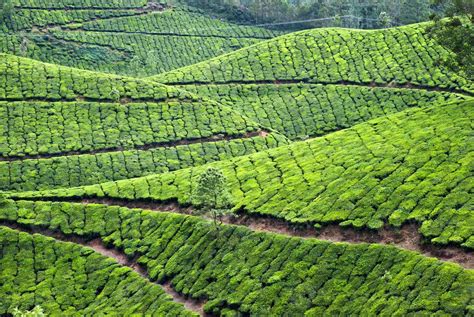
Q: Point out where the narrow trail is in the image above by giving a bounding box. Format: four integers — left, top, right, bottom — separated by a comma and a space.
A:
166, 79, 474, 98
0, 130, 270, 162
11, 197, 473, 269
0, 220, 206, 316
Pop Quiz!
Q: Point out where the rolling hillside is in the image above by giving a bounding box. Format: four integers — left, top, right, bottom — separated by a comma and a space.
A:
0, 53, 288, 192
0, 1, 281, 76
150, 24, 472, 140
13, 100, 472, 249
0, 7, 472, 317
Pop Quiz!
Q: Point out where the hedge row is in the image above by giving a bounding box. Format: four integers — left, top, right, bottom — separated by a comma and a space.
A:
183, 83, 465, 139
0, 100, 262, 157
48, 30, 262, 76
153, 24, 473, 92
1, 133, 287, 191
15, 0, 148, 9
1, 200, 472, 316
0, 226, 194, 316
3, 9, 142, 32
80, 9, 280, 38
0, 53, 190, 101
18, 101, 473, 247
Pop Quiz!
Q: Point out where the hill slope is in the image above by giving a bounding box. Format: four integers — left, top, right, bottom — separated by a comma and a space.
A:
0, 2, 282, 76
1, 201, 472, 316
152, 24, 472, 92
0, 53, 288, 191
16, 100, 472, 248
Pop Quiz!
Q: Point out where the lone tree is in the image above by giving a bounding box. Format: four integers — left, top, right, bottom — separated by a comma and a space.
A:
0, 0, 14, 26
378, 12, 392, 28
192, 167, 232, 230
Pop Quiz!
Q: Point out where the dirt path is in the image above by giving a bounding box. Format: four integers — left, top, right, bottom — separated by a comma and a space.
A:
0, 130, 270, 162
12, 197, 473, 269
0, 220, 206, 316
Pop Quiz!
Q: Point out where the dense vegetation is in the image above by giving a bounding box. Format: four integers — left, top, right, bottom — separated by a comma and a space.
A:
152, 24, 472, 92
0, 226, 194, 316
1, 200, 472, 316
15, 101, 472, 248
0, 2, 472, 315
0, 3, 280, 76
182, 83, 465, 139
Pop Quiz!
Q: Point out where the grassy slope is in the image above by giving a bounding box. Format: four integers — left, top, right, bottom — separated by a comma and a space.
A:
15, 100, 473, 248
1, 200, 472, 316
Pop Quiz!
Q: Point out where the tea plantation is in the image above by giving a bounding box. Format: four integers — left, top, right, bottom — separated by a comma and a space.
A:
0, 2, 473, 316
0, 2, 281, 76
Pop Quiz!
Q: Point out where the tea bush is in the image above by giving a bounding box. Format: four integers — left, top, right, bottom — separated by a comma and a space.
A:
0, 226, 195, 316
183, 83, 466, 139
153, 24, 473, 93
18, 101, 472, 247
0, 201, 471, 316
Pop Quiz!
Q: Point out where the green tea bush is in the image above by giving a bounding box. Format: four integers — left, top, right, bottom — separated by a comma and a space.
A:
183, 83, 466, 139
0, 226, 195, 316
15, 0, 147, 9
0, 53, 187, 101
1, 201, 472, 316
0, 100, 261, 157
20, 101, 472, 247
153, 24, 473, 93
0, 133, 287, 191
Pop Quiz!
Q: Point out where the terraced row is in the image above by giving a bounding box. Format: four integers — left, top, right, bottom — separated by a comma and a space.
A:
182, 83, 466, 139
1, 132, 286, 192
153, 24, 473, 93
0, 53, 188, 101
1, 200, 472, 316
0, 226, 195, 316
14, 0, 148, 9
0, 101, 264, 157
1, 5, 280, 76
2, 9, 144, 32
76, 8, 279, 39
14, 101, 472, 248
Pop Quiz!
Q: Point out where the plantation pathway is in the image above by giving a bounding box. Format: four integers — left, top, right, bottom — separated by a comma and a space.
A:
12, 197, 473, 269
168, 80, 474, 98
0, 220, 207, 316
0, 130, 271, 162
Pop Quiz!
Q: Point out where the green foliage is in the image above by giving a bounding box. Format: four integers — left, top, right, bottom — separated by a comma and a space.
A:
428, 0, 473, 78
0, 133, 287, 191
183, 83, 465, 140
0, 0, 14, 27
12, 306, 45, 317
192, 167, 233, 227
1, 201, 472, 316
0, 226, 195, 316
0, 5, 279, 76
24, 101, 473, 248
152, 24, 473, 93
